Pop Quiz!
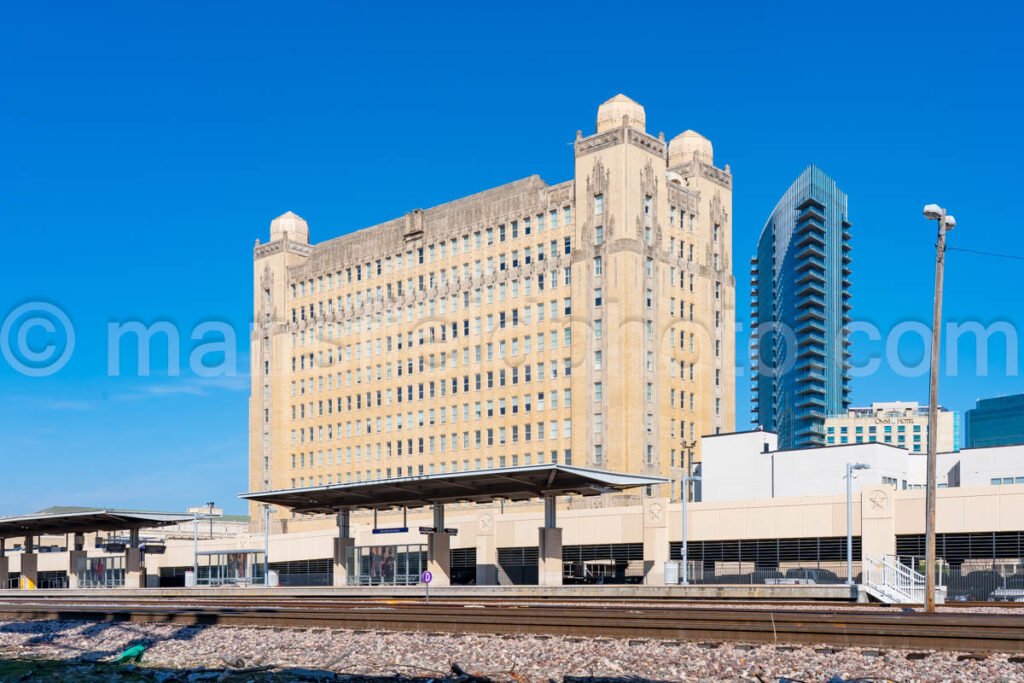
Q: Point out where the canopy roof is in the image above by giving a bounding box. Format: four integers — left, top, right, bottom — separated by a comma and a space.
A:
0, 509, 196, 539
240, 464, 667, 514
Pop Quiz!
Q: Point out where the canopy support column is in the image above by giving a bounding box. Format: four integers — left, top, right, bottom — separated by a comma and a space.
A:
475, 504, 498, 586
68, 537, 87, 589
538, 495, 562, 586
125, 529, 144, 588
20, 536, 38, 590
0, 539, 8, 589
333, 510, 353, 587
427, 503, 451, 587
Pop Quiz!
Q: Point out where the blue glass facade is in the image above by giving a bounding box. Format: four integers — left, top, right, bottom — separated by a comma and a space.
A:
751, 166, 851, 449
965, 394, 1024, 448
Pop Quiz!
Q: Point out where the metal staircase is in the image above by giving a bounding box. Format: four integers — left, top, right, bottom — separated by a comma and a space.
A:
863, 555, 946, 604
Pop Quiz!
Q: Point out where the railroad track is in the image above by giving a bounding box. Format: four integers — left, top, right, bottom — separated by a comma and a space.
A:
0, 594, 1014, 610
2, 597, 1024, 653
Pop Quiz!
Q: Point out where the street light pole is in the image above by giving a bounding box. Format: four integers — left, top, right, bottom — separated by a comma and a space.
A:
680, 440, 696, 505
207, 501, 215, 540
681, 474, 702, 585
192, 513, 198, 584
846, 463, 870, 586
263, 505, 271, 586
923, 204, 956, 612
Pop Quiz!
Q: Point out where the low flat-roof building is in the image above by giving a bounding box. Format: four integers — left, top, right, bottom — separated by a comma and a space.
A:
702, 430, 1024, 503
954, 444, 1024, 487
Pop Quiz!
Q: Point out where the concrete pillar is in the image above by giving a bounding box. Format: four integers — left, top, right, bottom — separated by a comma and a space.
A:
425, 503, 451, 586
332, 510, 353, 587
20, 536, 37, 590
427, 532, 452, 587
20, 554, 38, 590
642, 497, 669, 585
860, 485, 896, 562
475, 505, 498, 586
538, 496, 562, 586
125, 548, 144, 588
67, 550, 87, 589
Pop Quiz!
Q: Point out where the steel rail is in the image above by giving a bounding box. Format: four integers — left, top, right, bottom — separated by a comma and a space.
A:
1, 600, 1023, 653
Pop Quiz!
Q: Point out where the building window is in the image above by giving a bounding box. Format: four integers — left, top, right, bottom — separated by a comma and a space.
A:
594, 194, 604, 215
595, 226, 604, 245
594, 256, 603, 276
594, 288, 603, 307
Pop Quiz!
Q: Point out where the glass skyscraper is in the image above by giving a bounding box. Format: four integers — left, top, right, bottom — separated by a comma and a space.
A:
751, 165, 852, 449
965, 394, 1024, 448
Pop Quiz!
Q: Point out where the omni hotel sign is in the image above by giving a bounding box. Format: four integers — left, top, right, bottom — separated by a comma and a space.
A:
874, 417, 917, 425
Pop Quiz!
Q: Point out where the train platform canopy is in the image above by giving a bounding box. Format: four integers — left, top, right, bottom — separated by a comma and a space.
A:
0, 508, 196, 539
240, 464, 667, 514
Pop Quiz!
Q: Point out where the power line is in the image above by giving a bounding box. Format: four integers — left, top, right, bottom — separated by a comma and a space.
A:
948, 246, 1024, 262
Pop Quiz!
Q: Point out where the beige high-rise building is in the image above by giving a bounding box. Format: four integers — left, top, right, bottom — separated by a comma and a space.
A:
249, 95, 735, 526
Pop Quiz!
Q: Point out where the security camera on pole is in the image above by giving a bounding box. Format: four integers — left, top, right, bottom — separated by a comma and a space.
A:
922, 203, 956, 612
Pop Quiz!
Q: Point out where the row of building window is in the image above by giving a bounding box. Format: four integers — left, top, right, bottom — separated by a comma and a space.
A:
290, 421, 572, 465
289, 449, 574, 488
291, 258, 573, 326
290, 361, 573, 416
293, 321, 571, 373
290, 275, 580, 347
828, 425, 924, 434
292, 387, 572, 429
289, 207, 573, 298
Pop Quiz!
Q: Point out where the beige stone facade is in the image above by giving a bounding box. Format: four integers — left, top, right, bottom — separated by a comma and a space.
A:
824, 402, 959, 454
249, 95, 736, 527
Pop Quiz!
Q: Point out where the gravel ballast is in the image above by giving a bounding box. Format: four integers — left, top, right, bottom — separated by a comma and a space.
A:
1, 618, 1023, 682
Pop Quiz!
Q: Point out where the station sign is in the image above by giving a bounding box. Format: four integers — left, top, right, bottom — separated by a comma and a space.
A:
418, 527, 459, 536
371, 527, 409, 535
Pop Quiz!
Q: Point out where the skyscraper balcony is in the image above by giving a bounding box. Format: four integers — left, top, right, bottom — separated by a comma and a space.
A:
796, 280, 826, 298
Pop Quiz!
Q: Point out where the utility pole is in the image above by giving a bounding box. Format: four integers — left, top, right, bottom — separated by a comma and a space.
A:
922, 203, 956, 612
207, 501, 215, 540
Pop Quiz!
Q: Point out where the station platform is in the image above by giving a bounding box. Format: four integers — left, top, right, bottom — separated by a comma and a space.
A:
0, 583, 861, 601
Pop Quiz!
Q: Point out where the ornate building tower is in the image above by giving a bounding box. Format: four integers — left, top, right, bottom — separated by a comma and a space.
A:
571, 95, 735, 497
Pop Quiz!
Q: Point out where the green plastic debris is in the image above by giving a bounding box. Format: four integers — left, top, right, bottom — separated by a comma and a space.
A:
115, 644, 145, 663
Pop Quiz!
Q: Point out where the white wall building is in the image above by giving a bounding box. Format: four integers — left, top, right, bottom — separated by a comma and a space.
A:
954, 445, 1024, 487
699, 430, 1020, 502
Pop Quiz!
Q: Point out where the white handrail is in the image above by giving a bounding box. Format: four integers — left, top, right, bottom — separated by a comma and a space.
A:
864, 555, 935, 603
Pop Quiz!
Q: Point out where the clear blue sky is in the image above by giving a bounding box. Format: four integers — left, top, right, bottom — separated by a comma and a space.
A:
1, 2, 1021, 515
